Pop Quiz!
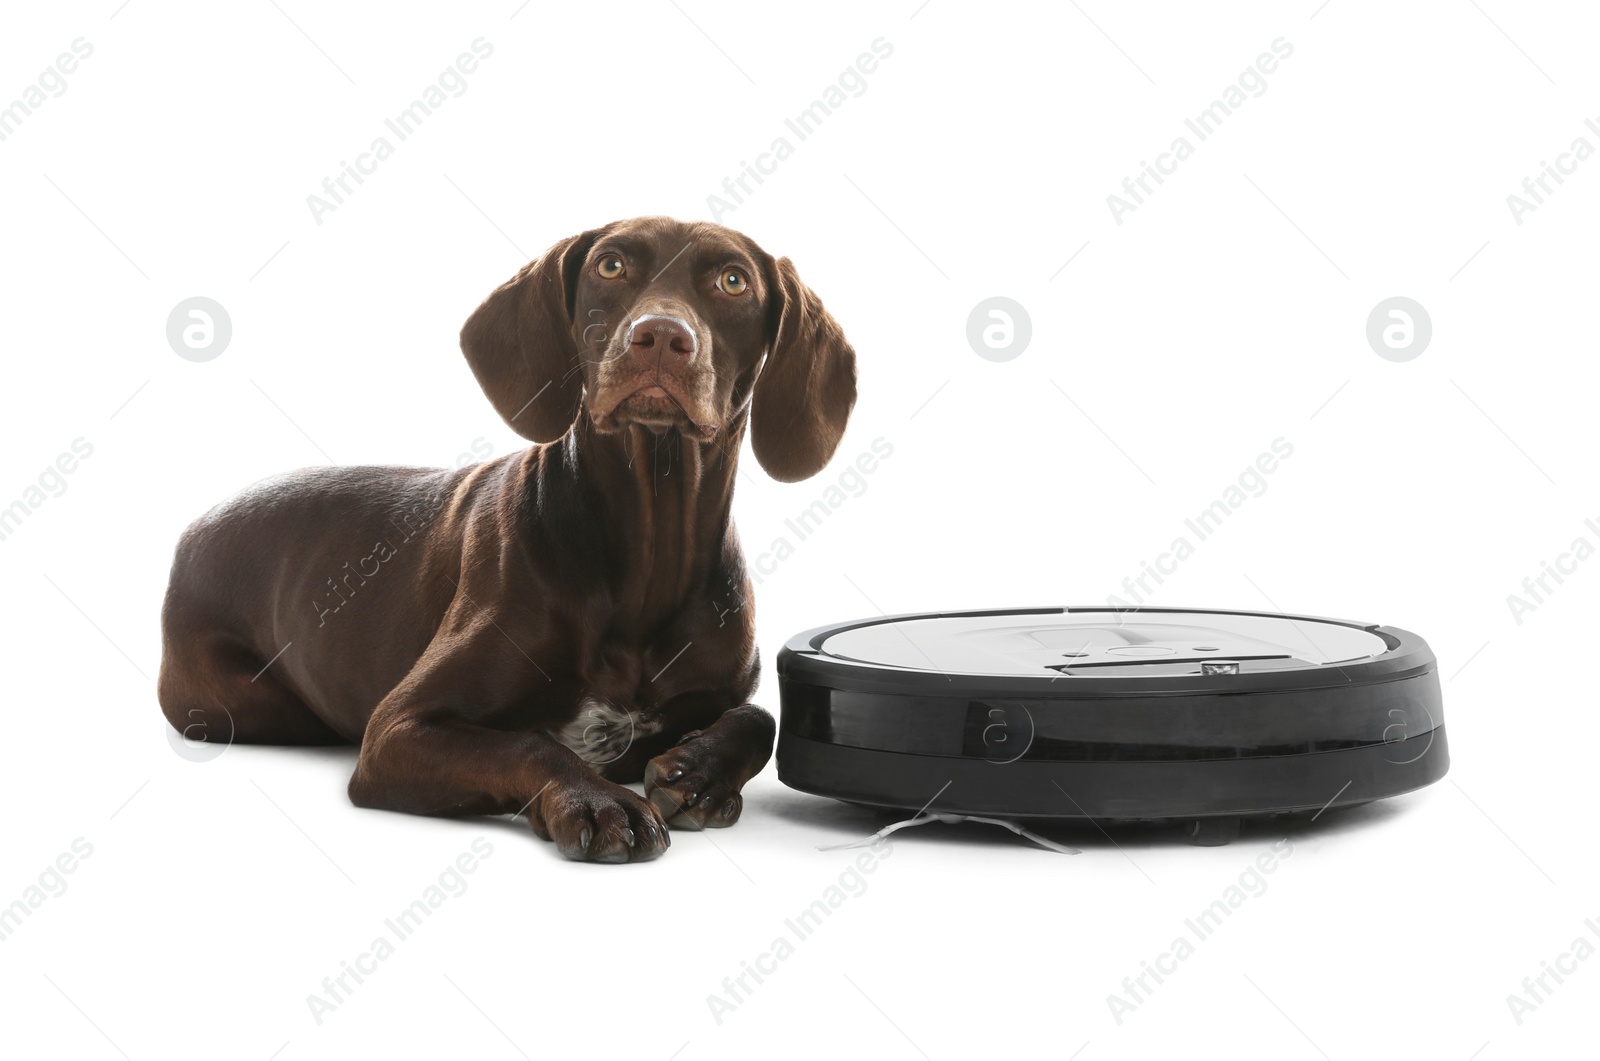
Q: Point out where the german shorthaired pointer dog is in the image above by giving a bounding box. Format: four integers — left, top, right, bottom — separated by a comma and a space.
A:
158, 217, 857, 863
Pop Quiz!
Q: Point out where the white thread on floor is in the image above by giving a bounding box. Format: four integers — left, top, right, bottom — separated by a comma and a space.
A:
818, 812, 1080, 855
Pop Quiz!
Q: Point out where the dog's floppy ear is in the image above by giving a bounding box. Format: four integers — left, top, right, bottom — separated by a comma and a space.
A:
459, 228, 603, 442
751, 256, 858, 482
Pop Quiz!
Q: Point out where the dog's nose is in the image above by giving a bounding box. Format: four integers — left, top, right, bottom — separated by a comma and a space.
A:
627, 315, 696, 363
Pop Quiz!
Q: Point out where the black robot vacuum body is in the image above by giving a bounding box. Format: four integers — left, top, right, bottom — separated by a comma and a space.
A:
776, 607, 1448, 833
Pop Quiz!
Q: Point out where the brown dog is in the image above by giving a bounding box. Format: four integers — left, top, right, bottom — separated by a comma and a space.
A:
157, 217, 857, 863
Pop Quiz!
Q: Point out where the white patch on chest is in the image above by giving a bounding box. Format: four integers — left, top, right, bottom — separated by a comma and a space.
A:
552, 697, 665, 765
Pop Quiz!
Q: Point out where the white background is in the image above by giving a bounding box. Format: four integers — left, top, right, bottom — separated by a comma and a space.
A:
1, 1, 1595, 1058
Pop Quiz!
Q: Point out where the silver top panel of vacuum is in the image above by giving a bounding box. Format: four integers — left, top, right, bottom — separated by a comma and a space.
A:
816, 609, 1389, 678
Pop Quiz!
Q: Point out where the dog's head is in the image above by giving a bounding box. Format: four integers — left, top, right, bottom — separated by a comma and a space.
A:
460, 217, 857, 482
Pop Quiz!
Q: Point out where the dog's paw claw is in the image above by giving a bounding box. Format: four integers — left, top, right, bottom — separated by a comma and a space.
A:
645, 749, 743, 829
532, 782, 670, 863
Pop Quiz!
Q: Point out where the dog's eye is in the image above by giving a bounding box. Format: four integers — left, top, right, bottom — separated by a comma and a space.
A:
597, 256, 625, 280
718, 269, 748, 296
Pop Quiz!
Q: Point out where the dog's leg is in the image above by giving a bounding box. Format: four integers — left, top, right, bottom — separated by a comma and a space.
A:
347, 642, 671, 863
645, 703, 775, 828
158, 630, 348, 746
352, 712, 672, 862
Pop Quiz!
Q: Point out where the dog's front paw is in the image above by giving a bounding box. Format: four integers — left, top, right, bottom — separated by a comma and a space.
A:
645, 743, 744, 829
530, 779, 671, 863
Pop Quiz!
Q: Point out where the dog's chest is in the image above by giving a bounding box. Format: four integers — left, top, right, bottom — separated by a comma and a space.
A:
550, 697, 666, 765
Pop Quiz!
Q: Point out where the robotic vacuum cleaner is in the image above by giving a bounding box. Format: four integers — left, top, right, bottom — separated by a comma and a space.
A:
776, 607, 1447, 843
